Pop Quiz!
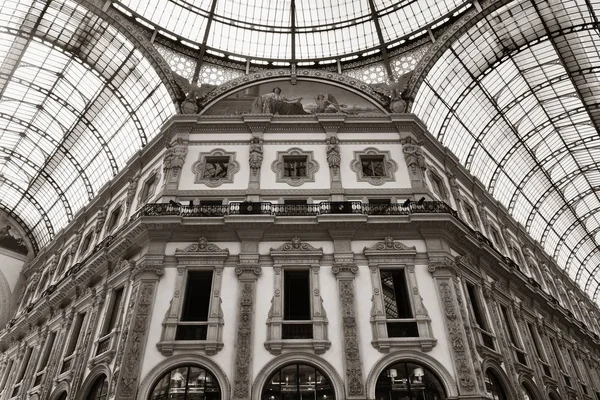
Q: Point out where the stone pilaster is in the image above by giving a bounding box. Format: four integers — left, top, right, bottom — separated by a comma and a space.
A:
332, 262, 365, 400
162, 135, 188, 192
400, 135, 428, 191
232, 257, 261, 400
428, 258, 482, 398
248, 136, 263, 192
113, 259, 163, 400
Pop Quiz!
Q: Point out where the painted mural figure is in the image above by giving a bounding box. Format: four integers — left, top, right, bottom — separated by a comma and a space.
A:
252, 87, 307, 115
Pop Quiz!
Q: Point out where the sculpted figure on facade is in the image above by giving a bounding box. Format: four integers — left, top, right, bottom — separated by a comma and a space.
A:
248, 136, 263, 174
163, 137, 188, 173
125, 175, 140, 213
476, 200, 489, 231
401, 136, 427, 188
326, 136, 341, 174
95, 205, 108, 234
70, 227, 83, 255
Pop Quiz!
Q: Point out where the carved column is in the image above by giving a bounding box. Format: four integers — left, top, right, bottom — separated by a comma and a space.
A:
232, 258, 261, 400
332, 263, 365, 400
113, 259, 164, 400
428, 258, 482, 397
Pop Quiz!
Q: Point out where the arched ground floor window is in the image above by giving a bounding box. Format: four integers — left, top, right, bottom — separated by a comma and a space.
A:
149, 365, 221, 400
262, 363, 335, 400
375, 361, 446, 400
86, 375, 108, 400
484, 369, 508, 400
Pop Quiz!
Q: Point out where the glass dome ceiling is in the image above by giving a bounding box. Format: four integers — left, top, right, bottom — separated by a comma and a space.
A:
0, 0, 176, 250
114, 0, 467, 60
413, 0, 600, 301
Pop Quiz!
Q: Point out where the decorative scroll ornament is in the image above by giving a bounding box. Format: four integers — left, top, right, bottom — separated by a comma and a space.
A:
365, 236, 416, 251
132, 260, 165, 279
270, 237, 322, 252
178, 237, 229, 254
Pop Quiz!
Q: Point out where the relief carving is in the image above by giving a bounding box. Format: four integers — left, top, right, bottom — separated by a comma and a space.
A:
248, 136, 264, 175
177, 237, 229, 253
338, 279, 364, 396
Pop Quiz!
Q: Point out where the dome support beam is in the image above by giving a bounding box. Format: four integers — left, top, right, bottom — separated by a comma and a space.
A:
367, 0, 394, 81
192, 0, 219, 85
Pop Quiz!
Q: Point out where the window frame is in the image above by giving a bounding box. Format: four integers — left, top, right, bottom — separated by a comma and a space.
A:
138, 168, 161, 205
364, 237, 436, 352
157, 238, 227, 356
350, 147, 398, 186
192, 148, 240, 187
59, 311, 87, 376
427, 167, 448, 200
463, 280, 496, 352
266, 238, 329, 354
271, 148, 319, 187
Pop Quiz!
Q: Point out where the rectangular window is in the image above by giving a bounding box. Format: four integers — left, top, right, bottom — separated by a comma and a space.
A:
361, 155, 385, 177
282, 270, 312, 339
37, 332, 56, 372
33, 331, 56, 387
11, 347, 32, 397
380, 270, 418, 338
490, 227, 502, 247
65, 312, 86, 358
176, 271, 213, 340
369, 198, 391, 204
199, 200, 223, 206
80, 233, 93, 254
104, 288, 124, 335
466, 282, 495, 350
140, 174, 156, 203
283, 156, 307, 178
550, 337, 565, 369
430, 173, 444, 196
464, 203, 477, 225
500, 306, 527, 365
203, 156, 230, 179
107, 207, 122, 231
0, 360, 12, 391
527, 323, 546, 361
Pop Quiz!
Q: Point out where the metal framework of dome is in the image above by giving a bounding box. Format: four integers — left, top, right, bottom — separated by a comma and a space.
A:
0, 0, 176, 249
413, 0, 600, 301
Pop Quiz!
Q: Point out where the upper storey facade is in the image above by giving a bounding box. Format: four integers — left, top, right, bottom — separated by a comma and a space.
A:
1, 77, 599, 400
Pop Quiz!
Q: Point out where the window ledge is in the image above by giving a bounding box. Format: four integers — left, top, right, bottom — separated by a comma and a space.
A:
156, 340, 224, 356
371, 337, 437, 353
514, 361, 534, 376
476, 343, 503, 363
264, 339, 331, 355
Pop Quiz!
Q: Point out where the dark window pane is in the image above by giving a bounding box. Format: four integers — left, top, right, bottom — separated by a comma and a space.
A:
283, 157, 307, 177
466, 282, 487, 329
204, 157, 230, 179
181, 271, 213, 321
361, 156, 385, 176
380, 270, 412, 319
284, 270, 311, 320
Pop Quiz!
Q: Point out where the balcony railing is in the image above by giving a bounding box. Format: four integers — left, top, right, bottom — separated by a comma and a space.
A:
134, 201, 456, 218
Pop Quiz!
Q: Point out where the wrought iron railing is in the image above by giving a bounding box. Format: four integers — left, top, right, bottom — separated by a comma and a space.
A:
134, 200, 456, 218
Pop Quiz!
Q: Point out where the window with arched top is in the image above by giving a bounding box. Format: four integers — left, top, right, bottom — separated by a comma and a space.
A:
86, 375, 108, 400
150, 365, 221, 400
484, 369, 507, 400
56, 392, 67, 400
375, 361, 446, 400
521, 383, 536, 400
262, 363, 335, 400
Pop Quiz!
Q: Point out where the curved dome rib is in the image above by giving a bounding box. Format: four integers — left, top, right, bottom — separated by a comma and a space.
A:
0, 0, 177, 248
413, 0, 600, 300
